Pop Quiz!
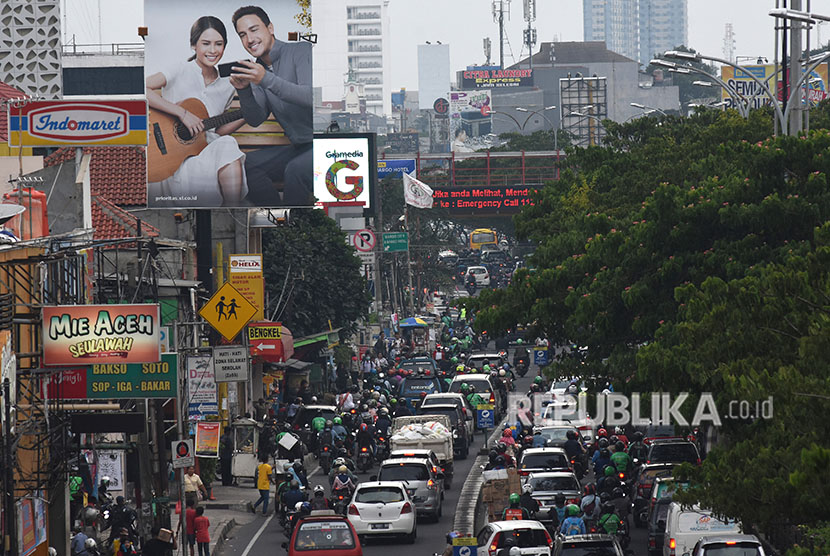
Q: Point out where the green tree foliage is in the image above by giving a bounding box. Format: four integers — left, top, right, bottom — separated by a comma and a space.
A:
262, 209, 369, 337
470, 106, 830, 545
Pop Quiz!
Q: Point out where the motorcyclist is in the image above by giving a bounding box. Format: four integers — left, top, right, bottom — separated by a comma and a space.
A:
331, 416, 348, 443
318, 421, 336, 452
592, 438, 610, 465
310, 485, 331, 510
108, 496, 136, 542
599, 465, 621, 494
551, 493, 568, 526
598, 502, 622, 535
610, 441, 632, 474
501, 493, 530, 520
563, 430, 585, 463
614, 426, 629, 448
332, 465, 356, 497
519, 483, 539, 518
559, 504, 587, 536
328, 457, 357, 486
282, 480, 306, 510
374, 407, 392, 437
466, 384, 484, 408
580, 484, 601, 523
393, 398, 412, 418
627, 431, 648, 464
293, 461, 309, 488
355, 422, 376, 459
501, 427, 516, 447
513, 342, 530, 367
593, 448, 612, 477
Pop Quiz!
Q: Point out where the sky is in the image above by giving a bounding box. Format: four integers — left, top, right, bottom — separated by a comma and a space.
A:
64, 0, 830, 91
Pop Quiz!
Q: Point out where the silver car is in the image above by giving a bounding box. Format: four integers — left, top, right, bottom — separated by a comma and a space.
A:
377, 457, 444, 521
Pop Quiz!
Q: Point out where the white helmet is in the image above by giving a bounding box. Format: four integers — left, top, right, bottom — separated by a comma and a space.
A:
311, 396, 318, 403
333, 457, 345, 467
295, 501, 305, 511
84, 539, 97, 550
48, 548, 57, 556
499, 369, 506, 377
314, 485, 325, 494
522, 483, 533, 494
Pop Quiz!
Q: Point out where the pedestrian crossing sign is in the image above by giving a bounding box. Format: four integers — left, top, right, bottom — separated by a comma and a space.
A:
199, 282, 257, 341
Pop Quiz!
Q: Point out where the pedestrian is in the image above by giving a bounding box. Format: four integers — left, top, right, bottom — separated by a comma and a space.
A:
142, 526, 178, 556
70, 525, 88, 556
219, 431, 234, 486
250, 455, 273, 515
194, 506, 210, 556
183, 466, 208, 507
184, 499, 197, 556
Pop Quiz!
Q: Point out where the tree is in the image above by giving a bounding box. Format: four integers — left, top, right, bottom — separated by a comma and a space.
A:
262, 209, 370, 337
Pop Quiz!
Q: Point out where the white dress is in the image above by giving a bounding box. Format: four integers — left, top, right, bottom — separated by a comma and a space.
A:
149, 61, 247, 207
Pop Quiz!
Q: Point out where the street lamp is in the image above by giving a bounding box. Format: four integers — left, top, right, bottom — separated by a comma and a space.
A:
693, 80, 714, 87
631, 102, 668, 116
515, 105, 559, 148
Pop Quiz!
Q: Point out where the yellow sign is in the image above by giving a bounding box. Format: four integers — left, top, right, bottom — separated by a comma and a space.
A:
476, 403, 494, 410
452, 537, 478, 546
199, 282, 257, 341
228, 254, 264, 321
248, 324, 282, 340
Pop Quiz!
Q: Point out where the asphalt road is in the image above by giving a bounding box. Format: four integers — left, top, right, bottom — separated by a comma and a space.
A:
219, 347, 651, 556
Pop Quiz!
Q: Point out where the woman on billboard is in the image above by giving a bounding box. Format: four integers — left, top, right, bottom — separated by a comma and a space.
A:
146, 16, 248, 207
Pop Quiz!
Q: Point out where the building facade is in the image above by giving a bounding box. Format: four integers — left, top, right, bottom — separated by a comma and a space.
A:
583, 0, 687, 66
313, 0, 392, 116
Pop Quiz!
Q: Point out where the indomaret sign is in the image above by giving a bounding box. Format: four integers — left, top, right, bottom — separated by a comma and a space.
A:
42, 304, 161, 366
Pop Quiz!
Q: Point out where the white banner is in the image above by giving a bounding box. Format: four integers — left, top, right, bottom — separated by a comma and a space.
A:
403, 171, 434, 209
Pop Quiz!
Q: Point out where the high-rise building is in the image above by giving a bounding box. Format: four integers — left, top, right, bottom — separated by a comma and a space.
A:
313, 0, 391, 116
583, 0, 687, 66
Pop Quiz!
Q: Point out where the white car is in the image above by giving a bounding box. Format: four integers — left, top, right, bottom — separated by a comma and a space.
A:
466, 266, 491, 286
347, 481, 417, 543
475, 520, 554, 556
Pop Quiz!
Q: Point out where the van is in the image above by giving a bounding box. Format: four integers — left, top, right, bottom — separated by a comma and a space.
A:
376, 458, 444, 521
663, 503, 741, 556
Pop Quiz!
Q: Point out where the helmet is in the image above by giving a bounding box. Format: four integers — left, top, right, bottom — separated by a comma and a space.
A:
601, 502, 615, 515
460, 383, 469, 393
597, 428, 608, 438
566, 430, 577, 440
483, 364, 491, 372
516, 338, 523, 345
84, 539, 97, 550
379, 407, 389, 416
301, 501, 312, 514
325, 419, 333, 428
509, 493, 520, 504
614, 426, 624, 435
361, 404, 369, 412
338, 465, 348, 473
632, 431, 644, 442
311, 396, 318, 403
333, 416, 342, 425
583, 484, 596, 496
48, 548, 57, 556
567, 384, 578, 394
534, 376, 542, 384
495, 455, 506, 466
372, 391, 380, 399
390, 398, 397, 405
567, 504, 580, 517
600, 449, 611, 459
609, 435, 619, 444
499, 369, 506, 377
451, 357, 458, 364
495, 442, 507, 453
369, 400, 377, 408
604, 466, 615, 477
555, 493, 566, 505
612, 487, 625, 499
502, 428, 513, 437
314, 485, 325, 495
530, 384, 540, 393
100, 476, 111, 487
290, 480, 300, 489
522, 483, 533, 494
295, 501, 305, 511
333, 457, 345, 467
468, 385, 476, 393
615, 441, 625, 452
360, 423, 368, 432
598, 438, 609, 449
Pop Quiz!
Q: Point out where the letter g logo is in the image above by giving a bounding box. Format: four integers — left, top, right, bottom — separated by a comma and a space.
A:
325, 159, 364, 200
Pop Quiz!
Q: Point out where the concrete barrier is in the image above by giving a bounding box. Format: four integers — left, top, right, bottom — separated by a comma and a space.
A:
453, 421, 506, 535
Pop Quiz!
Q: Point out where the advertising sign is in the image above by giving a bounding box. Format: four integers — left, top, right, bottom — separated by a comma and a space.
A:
96, 451, 125, 493
43, 353, 178, 399
313, 133, 377, 213
377, 159, 416, 181
248, 321, 285, 361
187, 355, 218, 420
17, 494, 46, 556
386, 133, 419, 154
42, 304, 161, 366
144, 0, 313, 208
720, 63, 830, 110
228, 254, 265, 321
449, 90, 492, 144
195, 422, 221, 457
432, 185, 535, 214
199, 282, 257, 341
7, 100, 148, 147
214, 345, 249, 382
461, 67, 534, 89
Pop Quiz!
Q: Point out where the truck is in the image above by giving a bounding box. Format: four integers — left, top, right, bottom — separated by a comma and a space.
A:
390, 414, 455, 487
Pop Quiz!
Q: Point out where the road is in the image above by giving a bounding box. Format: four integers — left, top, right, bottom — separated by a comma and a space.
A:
219, 348, 650, 556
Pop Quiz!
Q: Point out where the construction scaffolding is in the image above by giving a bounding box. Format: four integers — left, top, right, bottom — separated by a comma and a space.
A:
560, 76, 608, 147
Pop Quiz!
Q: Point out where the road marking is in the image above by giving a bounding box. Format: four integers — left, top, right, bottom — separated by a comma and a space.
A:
240, 513, 273, 556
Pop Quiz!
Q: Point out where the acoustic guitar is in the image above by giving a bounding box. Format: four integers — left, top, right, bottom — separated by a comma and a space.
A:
147, 97, 245, 182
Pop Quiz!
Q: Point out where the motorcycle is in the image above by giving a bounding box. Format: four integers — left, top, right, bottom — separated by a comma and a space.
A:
356, 444, 373, 472
516, 358, 529, 377
332, 487, 352, 515
375, 433, 389, 462
319, 444, 333, 474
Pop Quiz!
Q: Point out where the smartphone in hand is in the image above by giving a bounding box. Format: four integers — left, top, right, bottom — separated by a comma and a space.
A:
219, 59, 268, 78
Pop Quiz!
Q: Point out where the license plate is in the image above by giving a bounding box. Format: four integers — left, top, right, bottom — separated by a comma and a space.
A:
371, 523, 389, 530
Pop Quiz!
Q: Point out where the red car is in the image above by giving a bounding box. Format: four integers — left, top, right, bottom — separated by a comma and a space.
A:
284, 511, 363, 556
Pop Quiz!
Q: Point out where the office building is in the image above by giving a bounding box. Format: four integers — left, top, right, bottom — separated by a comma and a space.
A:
639, 0, 688, 65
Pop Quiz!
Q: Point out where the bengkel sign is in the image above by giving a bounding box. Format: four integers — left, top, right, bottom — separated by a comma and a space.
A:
7, 99, 148, 147
42, 304, 161, 366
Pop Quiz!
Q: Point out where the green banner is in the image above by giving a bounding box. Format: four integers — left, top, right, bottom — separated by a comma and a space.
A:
87, 353, 178, 398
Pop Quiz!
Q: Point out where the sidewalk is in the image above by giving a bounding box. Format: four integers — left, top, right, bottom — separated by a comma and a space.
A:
172, 485, 259, 556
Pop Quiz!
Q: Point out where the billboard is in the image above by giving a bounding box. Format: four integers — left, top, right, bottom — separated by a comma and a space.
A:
720, 63, 830, 110
228, 253, 265, 321
42, 304, 161, 366
42, 353, 179, 399
313, 133, 377, 213
432, 185, 535, 214
449, 90, 492, 148
7, 100, 148, 147
144, 0, 313, 208
461, 67, 534, 89
377, 159, 416, 181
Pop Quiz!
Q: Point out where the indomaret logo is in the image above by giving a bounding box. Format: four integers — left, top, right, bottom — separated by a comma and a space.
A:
29, 104, 129, 142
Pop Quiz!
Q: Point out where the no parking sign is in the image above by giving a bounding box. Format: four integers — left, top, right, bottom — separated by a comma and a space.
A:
452, 536, 477, 556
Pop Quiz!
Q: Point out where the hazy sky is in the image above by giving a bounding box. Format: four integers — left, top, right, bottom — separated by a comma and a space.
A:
65, 0, 829, 91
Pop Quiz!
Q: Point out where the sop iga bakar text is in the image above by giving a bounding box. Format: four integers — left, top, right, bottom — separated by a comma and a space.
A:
48, 310, 154, 357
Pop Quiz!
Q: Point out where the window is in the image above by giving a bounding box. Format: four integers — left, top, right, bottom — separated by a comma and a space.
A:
294, 521, 355, 551
355, 487, 404, 504
649, 443, 699, 464
559, 540, 618, 556
476, 526, 493, 547
528, 476, 579, 492
378, 463, 430, 482
421, 408, 459, 425
520, 453, 569, 469
496, 529, 549, 548
702, 544, 763, 556
400, 379, 439, 395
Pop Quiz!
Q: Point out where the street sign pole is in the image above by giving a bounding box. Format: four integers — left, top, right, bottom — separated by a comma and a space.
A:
173, 321, 185, 554
405, 207, 415, 314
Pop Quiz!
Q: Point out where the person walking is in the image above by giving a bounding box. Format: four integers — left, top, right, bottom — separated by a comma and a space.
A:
194, 507, 210, 556
250, 456, 273, 515
183, 466, 208, 508
219, 431, 234, 486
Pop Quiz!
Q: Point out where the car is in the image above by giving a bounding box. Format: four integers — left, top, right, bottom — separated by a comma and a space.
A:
525, 471, 582, 522
465, 266, 491, 286
466, 352, 506, 370
396, 356, 438, 375
533, 425, 583, 448
648, 477, 689, 523
648, 498, 673, 556
387, 448, 449, 489
646, 439, 701, 466
475, 520, 554, 556
376, 458, 443, 521
292, 405, 338, 449
448, 374, 504, 418
663, 503, 741, 556
346, 481, 417, 543
553, 534, 624, 556
421, 393, 475, 438
632, 464, 675, 526
517, 447, 571, 476
284, 511, 363, 556
396, 375, 443, 409
416, 403, 470, 458
691, 535, 766, 556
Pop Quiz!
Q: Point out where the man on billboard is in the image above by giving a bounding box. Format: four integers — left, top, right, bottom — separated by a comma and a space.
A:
230, 5, 313, 206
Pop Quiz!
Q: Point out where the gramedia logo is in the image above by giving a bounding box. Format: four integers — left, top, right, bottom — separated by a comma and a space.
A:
325, 159, 364, 200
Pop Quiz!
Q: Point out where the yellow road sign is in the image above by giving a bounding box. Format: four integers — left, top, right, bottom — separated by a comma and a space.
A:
199, 282, 257, 341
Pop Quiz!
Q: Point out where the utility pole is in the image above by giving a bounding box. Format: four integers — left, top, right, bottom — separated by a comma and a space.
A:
404, 208, 415, 315
492, 0, 511, 68
789, 0, 804, 135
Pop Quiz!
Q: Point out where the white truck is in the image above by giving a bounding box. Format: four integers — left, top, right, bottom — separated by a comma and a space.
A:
390, 415, 455, 487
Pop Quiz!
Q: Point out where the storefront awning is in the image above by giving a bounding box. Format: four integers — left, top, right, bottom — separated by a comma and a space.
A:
293, 328, 341, 348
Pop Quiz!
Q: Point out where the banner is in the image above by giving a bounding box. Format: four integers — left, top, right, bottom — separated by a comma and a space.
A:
448, 90, 492, 148
17, 493, 46, 556
42, 304, 161, 366
228, 254, 265, 321
43, 353, 179, 400
195, 422, 221, 457
403, 172, 434, 209
144, 0, 313, 208
312, 133, 377, 212
720, 63, 829, 110
461, 67, 534, 89
187, 355, 218, 420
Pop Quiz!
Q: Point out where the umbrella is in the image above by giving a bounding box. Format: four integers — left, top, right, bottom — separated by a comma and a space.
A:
399, 317, 428, 328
